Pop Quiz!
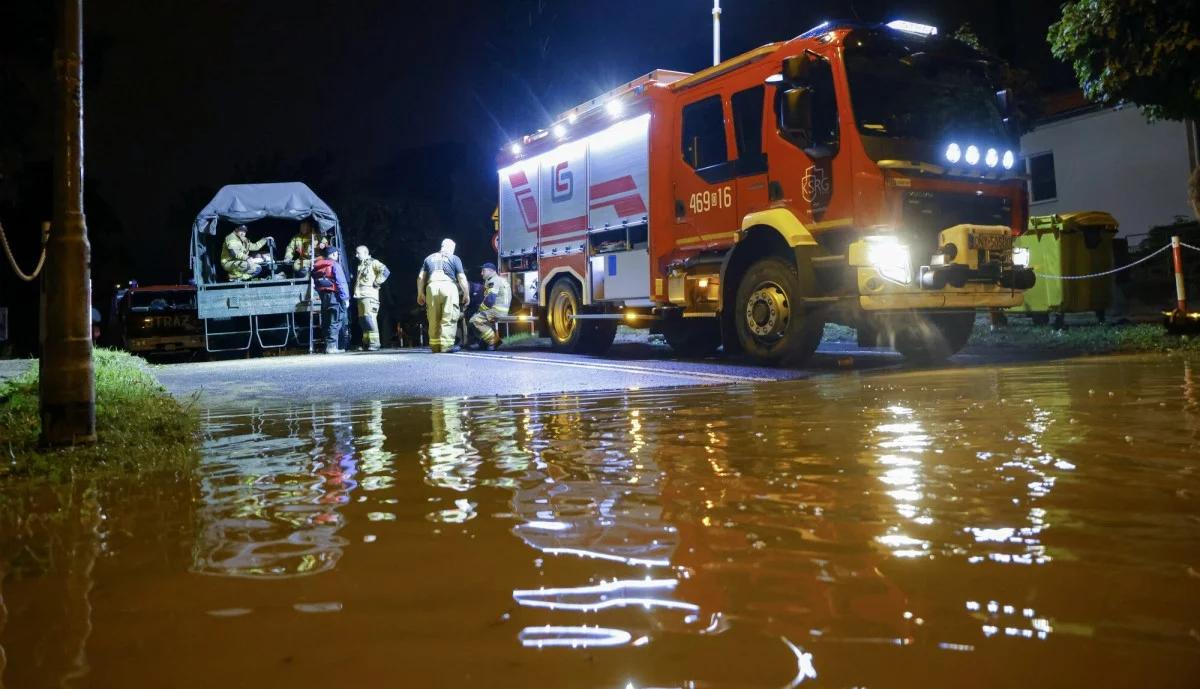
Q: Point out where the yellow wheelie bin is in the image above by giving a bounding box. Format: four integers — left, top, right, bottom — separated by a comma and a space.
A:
1010, 211, 1119, 326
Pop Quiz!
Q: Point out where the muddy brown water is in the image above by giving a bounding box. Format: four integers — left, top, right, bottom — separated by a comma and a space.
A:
2, 355, 1198, 688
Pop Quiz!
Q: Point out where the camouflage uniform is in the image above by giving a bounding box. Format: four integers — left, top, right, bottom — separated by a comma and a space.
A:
283, 231, 327, 276
220, 231, 268, 281
469, 273, 512, 347
354, 257, 391, 350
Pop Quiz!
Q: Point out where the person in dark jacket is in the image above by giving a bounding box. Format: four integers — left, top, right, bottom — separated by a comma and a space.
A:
312, 245, 350, 354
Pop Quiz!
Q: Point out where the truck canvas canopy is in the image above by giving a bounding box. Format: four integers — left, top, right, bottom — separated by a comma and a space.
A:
192, 182, 338, 236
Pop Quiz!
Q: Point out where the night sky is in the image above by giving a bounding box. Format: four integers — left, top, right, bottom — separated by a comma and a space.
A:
0, 1, 1073, 350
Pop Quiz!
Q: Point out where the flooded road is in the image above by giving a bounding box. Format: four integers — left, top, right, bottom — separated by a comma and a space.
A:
2, 354, 1199, 688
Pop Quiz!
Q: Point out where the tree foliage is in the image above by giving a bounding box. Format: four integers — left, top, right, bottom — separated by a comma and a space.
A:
1048, 0, 1200, 121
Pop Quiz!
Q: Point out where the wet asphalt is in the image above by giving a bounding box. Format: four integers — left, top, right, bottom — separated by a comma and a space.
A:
151, 340, 906, 407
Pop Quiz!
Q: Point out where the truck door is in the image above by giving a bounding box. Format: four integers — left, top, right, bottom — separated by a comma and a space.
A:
672, 93, 738, 248
730, 85, 770, 218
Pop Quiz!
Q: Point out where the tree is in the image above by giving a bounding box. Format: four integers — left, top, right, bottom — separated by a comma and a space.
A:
1051, 0, 1200, 220
1048, 0, 1200, 122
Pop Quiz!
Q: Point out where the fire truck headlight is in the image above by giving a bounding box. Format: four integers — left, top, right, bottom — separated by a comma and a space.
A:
985, 148, 999, 168
944, 142, 961, 164
965, 145, 980, 165
553, 124, 567, 139
606, 100, 624, 117
1012, 247, 1031, 268
866, 236, 912, 285
1002, 150, 1015, 170
510, 142, 522, 155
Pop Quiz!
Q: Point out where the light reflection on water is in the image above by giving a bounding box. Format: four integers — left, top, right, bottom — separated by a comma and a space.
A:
2, 355, 1199, 688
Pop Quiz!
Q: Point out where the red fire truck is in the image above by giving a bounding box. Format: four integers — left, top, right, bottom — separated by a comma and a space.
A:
496, 20, 1035, 365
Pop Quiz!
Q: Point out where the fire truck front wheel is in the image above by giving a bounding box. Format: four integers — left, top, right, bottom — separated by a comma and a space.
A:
734, 256, 824, 367
546, 279, 616, 354
890, 312, 975, 364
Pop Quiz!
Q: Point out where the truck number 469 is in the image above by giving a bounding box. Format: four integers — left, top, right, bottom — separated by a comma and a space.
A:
688, 186, 732, 215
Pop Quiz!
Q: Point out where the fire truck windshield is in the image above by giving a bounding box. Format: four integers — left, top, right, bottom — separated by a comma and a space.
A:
843, 29, 1009, 144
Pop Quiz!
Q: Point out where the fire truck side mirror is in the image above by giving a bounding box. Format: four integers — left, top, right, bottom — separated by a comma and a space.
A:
780, 87, 813, 141
995, 88, 1015, 118
782, 55, 811, 84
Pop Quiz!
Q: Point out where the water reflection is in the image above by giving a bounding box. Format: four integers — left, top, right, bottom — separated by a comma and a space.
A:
4, 355, 1199, 688
191, 402, 390, 578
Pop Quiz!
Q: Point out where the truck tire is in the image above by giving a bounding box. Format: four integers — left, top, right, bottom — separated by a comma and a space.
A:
661, 318, 721, 357
734, 256, 824, 366
546, 278, 617, 354
892, 312, 975, 364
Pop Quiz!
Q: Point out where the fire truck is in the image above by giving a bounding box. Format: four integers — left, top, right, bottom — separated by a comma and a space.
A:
496, 20, 1035, 365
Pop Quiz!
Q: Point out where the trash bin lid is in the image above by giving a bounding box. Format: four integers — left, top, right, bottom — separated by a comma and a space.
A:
1028, 211, 1119, 236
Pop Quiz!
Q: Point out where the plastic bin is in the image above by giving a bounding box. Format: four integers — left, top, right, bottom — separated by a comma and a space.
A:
1010, 211, 1118, 323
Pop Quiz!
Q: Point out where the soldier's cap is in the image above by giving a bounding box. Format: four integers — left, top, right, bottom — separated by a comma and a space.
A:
235, 224, 248, 233
480, 262, 497, 271
323, 245, 339, 257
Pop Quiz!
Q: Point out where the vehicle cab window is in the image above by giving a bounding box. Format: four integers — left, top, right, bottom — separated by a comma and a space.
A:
681, 95, 728, 170
731, 86, 767, 174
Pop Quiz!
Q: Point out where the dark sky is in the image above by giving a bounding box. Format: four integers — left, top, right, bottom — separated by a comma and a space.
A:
1, 0, 1072, 283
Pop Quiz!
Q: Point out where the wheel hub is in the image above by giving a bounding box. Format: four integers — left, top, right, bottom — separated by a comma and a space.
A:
550, 291, 576, 341
745, 282, 790, 339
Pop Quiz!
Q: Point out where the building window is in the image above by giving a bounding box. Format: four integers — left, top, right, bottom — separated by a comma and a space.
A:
681, 95, 727, 170
1027, 152, 1056, 203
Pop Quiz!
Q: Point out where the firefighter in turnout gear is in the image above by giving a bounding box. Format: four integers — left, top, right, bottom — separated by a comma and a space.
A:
469, 262, 511, 350
283, 220, 327, 277
220, 225, 269, 281
313, 245, 351, 353
417, 238, 469, 353
354, 245, 390, 351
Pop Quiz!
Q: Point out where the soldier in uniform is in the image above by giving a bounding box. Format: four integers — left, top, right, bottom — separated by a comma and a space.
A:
283, 219, 328, 277
220, 225, 269, 281
469, 262, 511, 350
416, 238, 469, 353
353, 245, 391, 351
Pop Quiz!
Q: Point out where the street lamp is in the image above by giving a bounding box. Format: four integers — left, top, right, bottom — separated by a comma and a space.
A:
712, 0, 721, 66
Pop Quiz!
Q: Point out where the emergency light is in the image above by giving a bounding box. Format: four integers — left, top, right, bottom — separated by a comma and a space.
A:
886, 20, 938, 36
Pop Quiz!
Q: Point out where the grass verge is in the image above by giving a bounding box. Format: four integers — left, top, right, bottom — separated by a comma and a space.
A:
969, 322, 1200, 354
0, 349, 200, 481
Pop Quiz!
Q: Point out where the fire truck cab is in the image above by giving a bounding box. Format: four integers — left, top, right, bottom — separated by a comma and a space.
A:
496, 20, 1035, 365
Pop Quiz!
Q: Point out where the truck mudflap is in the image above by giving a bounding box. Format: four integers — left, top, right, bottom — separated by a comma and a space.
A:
848, 223, 1035, 311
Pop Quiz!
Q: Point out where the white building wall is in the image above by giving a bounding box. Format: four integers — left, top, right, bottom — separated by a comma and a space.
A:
1020, 106, 1195, 237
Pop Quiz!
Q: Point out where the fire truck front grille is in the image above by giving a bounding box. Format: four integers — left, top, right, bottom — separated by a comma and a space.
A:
900, 191, 1013, 263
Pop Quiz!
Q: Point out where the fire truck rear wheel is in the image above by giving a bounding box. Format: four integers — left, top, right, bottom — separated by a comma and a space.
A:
734, 256, 824, 367
891, 312, 975, 364
546, 279, 616, 354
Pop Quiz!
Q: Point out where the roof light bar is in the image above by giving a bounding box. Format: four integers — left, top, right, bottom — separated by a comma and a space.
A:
886, 20, 938, 36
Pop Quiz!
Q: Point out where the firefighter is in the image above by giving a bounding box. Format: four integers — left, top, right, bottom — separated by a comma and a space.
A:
354, 245, 390, 351
283, 219, 327, 277
416, 238, 469, 353
469, 262, 511, 350
312, 245, 350, 354
220, 225, 269, 281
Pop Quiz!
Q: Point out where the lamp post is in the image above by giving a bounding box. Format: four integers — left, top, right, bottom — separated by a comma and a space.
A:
712, 0, 721, 66
40, 0, 96, 447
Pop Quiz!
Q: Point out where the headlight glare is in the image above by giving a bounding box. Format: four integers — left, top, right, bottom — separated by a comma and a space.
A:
865, 236, 912, 285
1012, 247, 1031, 268
945, 142, 961, 164
985, 148, 999, 168
1002, 150, 1015, 170
965, 145, 980, 165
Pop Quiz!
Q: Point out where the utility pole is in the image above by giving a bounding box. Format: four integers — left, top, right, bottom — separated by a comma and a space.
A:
712, 0, 722, 66
40, 0, 95, 447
